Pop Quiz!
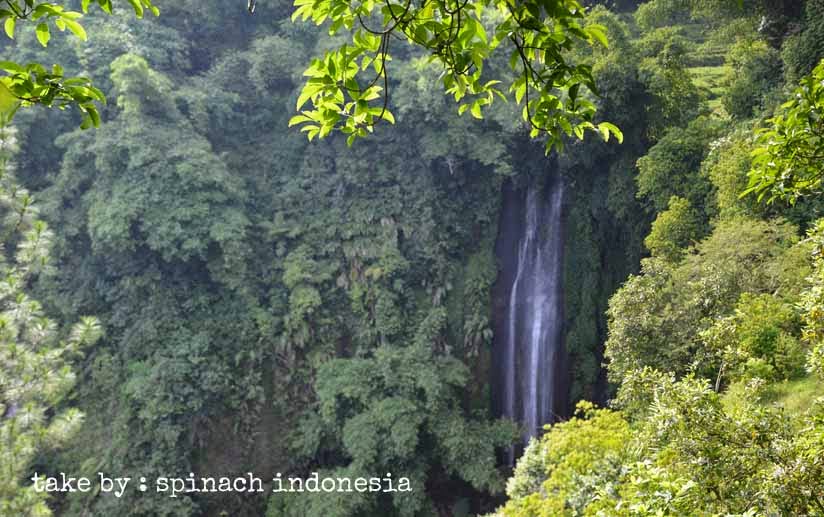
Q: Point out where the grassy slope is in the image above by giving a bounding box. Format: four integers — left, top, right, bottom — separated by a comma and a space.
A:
723, 375, 824, 419
683, 23, 728, 114
762, 376, 824, 414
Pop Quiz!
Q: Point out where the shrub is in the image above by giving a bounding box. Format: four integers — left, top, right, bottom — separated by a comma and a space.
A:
723, 40, 782, 120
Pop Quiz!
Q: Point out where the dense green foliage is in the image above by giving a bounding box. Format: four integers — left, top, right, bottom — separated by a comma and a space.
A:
489, 1, 824, 515
722, 39, 781, 120
0, 0, 158, 128
0, 0, 665, 513
643, 195, 700, 262
780, 0, 824, 82
494, 377, 824, 516
746, 59, 824, 203
0, 128, 102, 516
2, 0, 824, 515
801, 221, 824, 380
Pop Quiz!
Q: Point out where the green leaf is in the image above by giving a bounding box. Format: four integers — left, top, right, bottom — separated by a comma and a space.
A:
0, 80, 20, 126
63, 19, 87, 40
514, 82, 526, 105
127, 0, 144, 18
598, 124, 610, 142
598, 122, 623, 144
586, 24, 608, 48
377, 109, 394, 124
88, 106, 101, 126
4, 17, 15, 39
288, 114, 313, 127
295, 80, 326, 110
470, 100, 483, 119
559, 117, 572, 136
60, 10, 83, 20
0, 61, 24, 73
35, 23, 50, 47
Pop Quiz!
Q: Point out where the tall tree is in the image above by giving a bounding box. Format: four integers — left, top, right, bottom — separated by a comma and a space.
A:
0, 126, 102, 517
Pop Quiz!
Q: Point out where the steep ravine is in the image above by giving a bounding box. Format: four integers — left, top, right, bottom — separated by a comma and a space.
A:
491, 141, 649, 446
493, 172, 567, 451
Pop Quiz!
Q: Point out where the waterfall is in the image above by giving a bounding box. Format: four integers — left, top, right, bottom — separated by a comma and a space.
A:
494, 173, 565, 450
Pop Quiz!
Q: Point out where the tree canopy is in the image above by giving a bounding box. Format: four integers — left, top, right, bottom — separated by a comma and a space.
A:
746, 58, 824, 203
2, 0, 824, 516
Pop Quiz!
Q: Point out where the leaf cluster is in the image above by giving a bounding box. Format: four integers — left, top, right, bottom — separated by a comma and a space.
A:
0, 0, 158, 127
286, 0, 623, 151
745, 59, 824, 204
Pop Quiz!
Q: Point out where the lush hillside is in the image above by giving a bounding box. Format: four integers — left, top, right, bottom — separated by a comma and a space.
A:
490, 1, 824, 515
1, 0, 823, 516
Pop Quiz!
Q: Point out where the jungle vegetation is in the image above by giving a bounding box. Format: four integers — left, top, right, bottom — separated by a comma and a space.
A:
1, 0, 823, 516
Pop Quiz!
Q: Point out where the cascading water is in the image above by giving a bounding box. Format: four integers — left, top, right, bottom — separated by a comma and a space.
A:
494, 172, 565, 453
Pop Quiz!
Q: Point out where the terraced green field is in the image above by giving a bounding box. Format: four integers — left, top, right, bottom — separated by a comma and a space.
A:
690, 65, 728, 113
683, 23, 729, 115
